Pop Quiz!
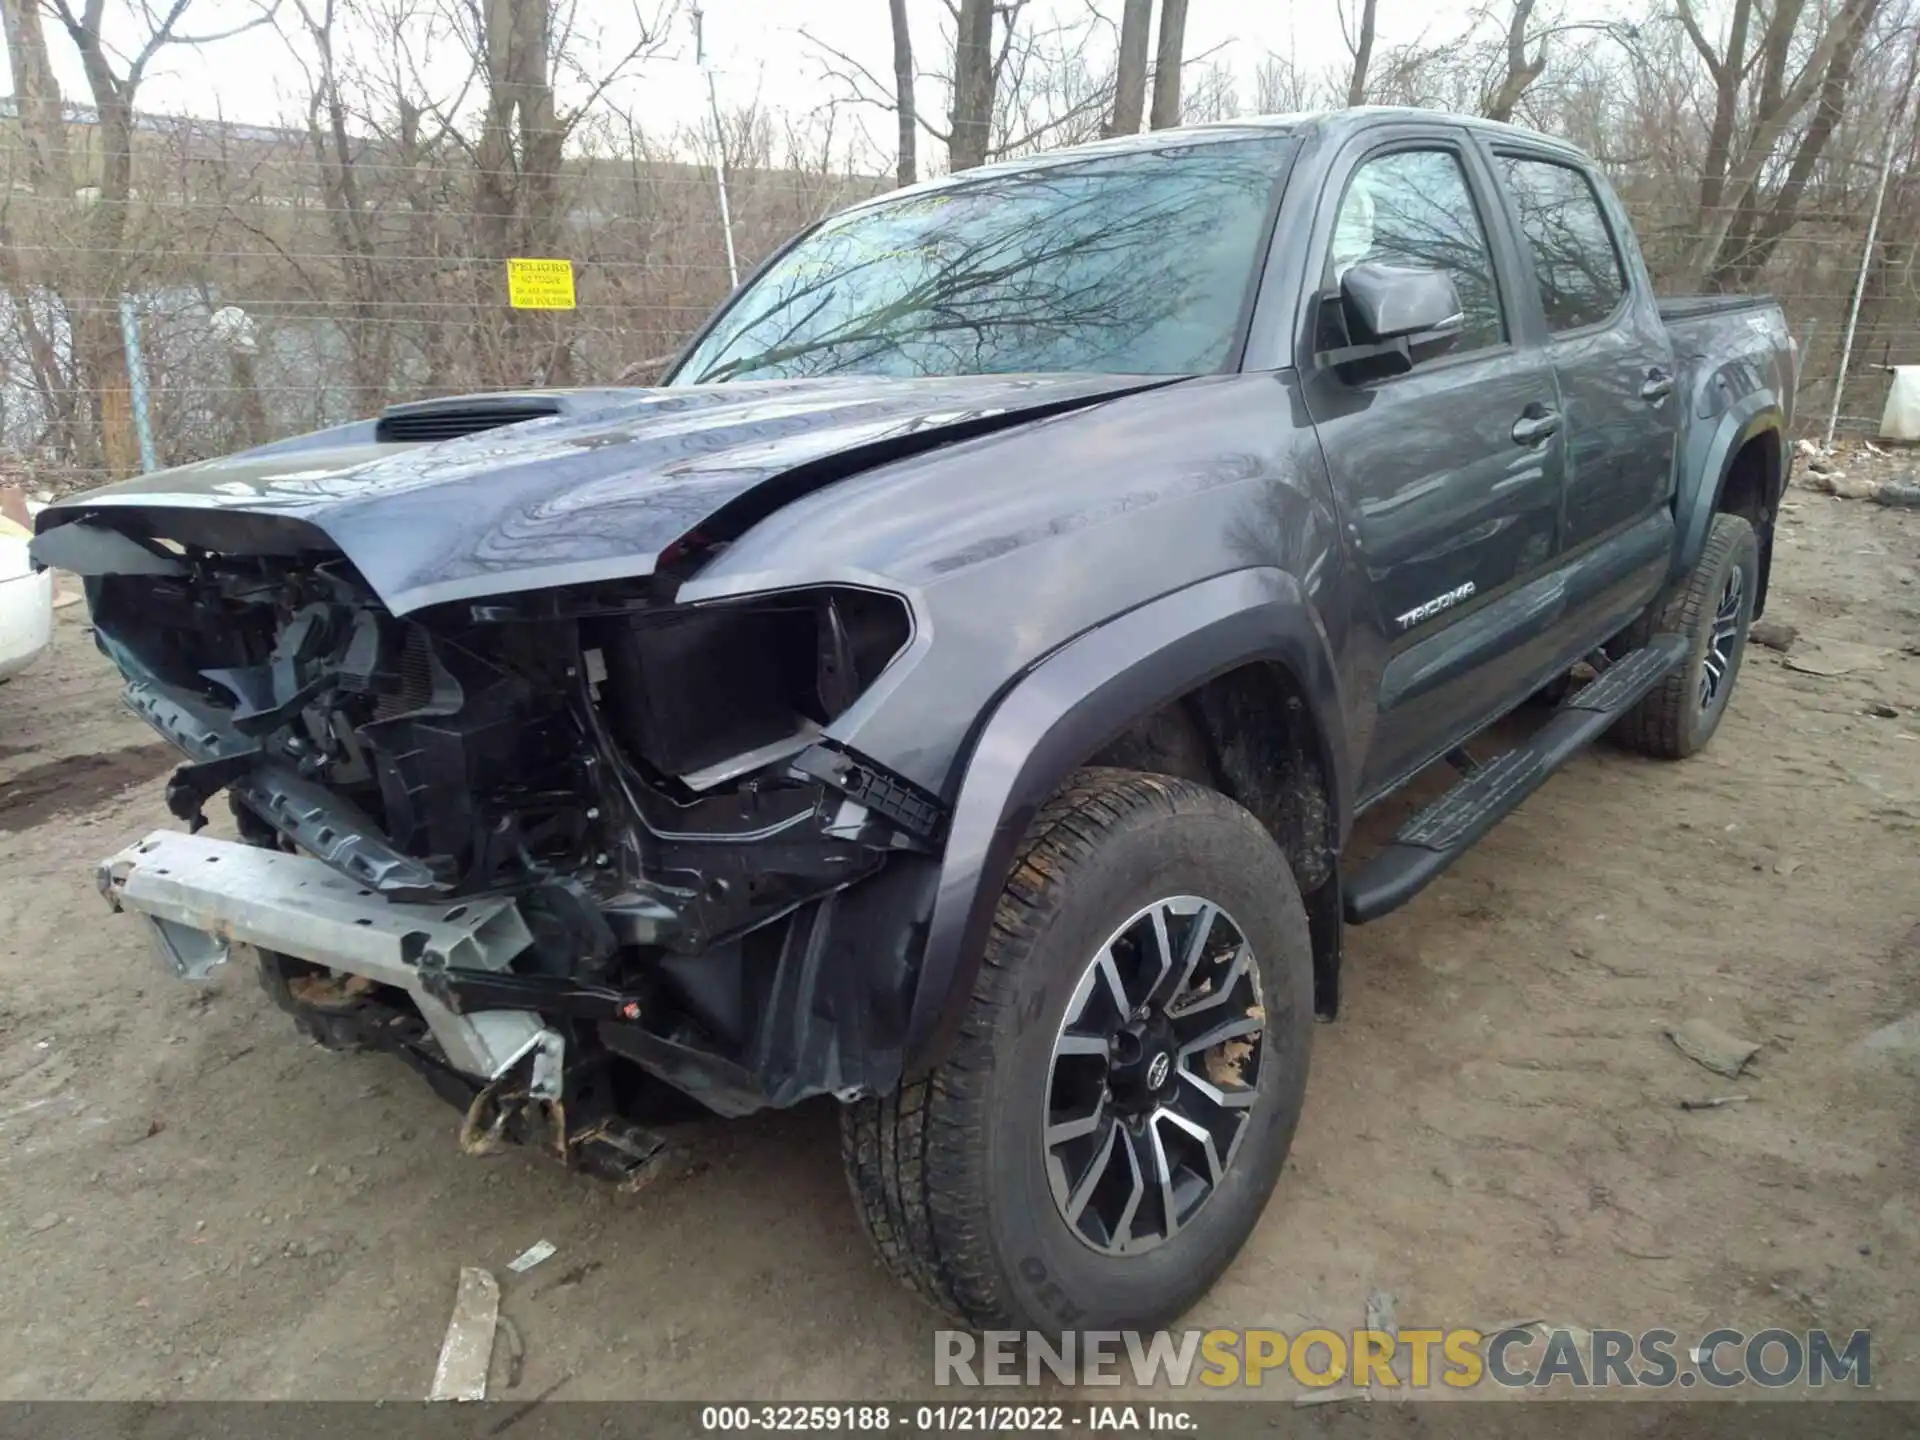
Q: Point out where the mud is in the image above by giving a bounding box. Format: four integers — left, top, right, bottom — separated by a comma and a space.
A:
0, 744, 173, 833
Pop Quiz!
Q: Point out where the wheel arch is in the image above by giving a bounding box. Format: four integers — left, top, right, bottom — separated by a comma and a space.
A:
905, 568, 1352, 1074
1086, 664, 1337, 898
1675, 400, 1786, 617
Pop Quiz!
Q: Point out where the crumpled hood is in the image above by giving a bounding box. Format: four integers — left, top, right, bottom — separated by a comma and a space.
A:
35, 373, 1166, 614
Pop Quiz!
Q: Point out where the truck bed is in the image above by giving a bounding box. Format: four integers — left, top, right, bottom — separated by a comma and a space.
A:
1657, 294, 1796, 430
1658, 294, 1780, 323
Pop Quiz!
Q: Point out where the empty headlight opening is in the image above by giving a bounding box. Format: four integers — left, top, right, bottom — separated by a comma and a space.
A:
587, 586, 911, 789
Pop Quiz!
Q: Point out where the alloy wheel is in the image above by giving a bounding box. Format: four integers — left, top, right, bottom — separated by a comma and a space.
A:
1700, 563, 1745, 711
1043, 896, 1266, 1256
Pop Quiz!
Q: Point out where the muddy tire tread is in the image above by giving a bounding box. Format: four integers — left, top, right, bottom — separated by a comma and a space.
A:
840, 768, 1193, 1326
1614, 512, 1756, 759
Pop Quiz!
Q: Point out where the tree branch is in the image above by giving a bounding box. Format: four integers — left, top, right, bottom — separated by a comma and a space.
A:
1674, 0, 1724, 82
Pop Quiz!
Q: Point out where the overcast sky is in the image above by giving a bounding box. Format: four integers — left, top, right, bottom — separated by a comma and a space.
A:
14, 0, 1516, 157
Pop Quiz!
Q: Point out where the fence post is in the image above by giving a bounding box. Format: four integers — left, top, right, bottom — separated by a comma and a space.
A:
706, 68, 740, 291
693, 5, 741, 292
1825, 124, 1899, 448
117, 294, 158, 474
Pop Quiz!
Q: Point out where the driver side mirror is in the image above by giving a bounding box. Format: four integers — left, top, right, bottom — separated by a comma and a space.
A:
1318, 262, 1466, 380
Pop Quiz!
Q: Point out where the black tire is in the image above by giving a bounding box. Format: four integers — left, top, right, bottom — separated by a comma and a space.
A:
1614, 511, 1759, 759
841, 768, 1314, 1332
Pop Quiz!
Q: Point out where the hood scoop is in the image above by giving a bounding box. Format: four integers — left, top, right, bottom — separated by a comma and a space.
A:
374, 395, 564, 444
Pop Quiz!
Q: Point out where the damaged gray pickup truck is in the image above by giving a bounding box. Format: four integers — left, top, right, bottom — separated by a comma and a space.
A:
35, 109, 1795, 1332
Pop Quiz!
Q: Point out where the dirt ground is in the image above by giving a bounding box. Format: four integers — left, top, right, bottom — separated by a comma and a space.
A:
1, 473, 1915, 1405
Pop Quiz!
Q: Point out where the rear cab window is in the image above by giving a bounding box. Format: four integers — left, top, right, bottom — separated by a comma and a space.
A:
1494, 155, 1628, 332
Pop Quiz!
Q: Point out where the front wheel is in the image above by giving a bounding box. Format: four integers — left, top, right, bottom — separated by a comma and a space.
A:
841, 769, 1313, 1332
1613, 512, 1758, 759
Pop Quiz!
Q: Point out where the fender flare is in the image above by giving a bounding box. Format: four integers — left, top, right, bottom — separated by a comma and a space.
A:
902, 568, 1352, 1072
1672, 394, 1785, 586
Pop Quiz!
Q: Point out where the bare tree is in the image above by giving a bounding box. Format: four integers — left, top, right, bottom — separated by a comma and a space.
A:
888, 0, 916, 186
992, 4, 1115, 155
814, 0, 1081, 175
276, 0, 398, 405
1678, 0, 1753, 223
473, 1, 565, 261
806, 20, 928, 178
1106, 0, 1152, 137
950, 0, 997, 169
444, 0, 674, 383
1705, 0, 1879, 286
1148, 0, 1187, 128
0, 0, 80, 457
1676, 0, 1885, 284
1180, 58, 1239, 123
1482, 0, 1548, 122
1341, 0, 1379, 106
17, 0, 1920, 484
1252, 51, 1312, 113
40, 0, 275, 474
1, 0, 71, 191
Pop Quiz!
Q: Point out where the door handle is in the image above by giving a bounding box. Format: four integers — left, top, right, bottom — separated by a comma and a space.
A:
1511, 408, 1562, 446
1641, 368, 1675, 403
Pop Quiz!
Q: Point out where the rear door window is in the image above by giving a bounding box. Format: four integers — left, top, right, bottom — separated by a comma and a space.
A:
1496, 156, 1628, 332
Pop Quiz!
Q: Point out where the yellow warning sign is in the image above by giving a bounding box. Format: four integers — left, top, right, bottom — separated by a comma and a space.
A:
506, 257, 576, 310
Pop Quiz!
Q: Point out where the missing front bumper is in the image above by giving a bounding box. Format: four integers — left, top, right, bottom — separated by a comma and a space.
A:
97, 829, 549, 1082
99, 821, 940, 1121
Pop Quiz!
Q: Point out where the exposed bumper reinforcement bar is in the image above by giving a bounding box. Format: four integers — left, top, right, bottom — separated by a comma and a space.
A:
97, 830, 548, 1081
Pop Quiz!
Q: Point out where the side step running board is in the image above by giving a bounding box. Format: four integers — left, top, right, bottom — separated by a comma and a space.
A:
1345, 634, 1689, 924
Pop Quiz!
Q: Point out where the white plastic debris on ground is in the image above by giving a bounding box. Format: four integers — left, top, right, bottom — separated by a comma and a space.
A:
1882, 365, 1920, 442
507, 1239, 556, 1274
429, 1267, 500, 1402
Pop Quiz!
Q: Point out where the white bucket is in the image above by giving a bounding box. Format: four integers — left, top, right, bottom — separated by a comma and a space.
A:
1881, 365, 1920, 441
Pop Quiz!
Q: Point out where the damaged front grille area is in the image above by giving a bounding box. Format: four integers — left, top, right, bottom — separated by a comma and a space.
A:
371, 624, 438, 721
93, 556, 591, 901
80, 522, 940, 1116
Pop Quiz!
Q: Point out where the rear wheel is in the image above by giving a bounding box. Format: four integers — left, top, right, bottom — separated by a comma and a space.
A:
1613, 512, 1758, 759
841, 769, 1313, 1331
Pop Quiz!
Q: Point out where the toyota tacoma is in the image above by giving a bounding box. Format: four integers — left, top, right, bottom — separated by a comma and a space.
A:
33, 109, 1796, 1333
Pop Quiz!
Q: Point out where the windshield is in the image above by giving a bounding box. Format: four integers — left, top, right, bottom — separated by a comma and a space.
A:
670, 135, 1295, 385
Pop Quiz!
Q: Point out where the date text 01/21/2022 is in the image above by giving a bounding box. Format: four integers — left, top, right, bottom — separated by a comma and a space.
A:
699, 1405, 1196, 1431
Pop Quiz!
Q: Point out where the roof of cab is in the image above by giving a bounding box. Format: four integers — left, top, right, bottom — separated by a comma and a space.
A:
942, 106, 1580, 171
833, 106, 1590, 220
